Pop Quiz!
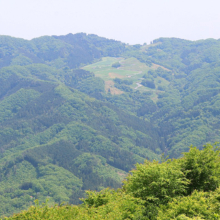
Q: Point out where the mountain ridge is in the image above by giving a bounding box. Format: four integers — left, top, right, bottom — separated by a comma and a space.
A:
0, 33, 220, 216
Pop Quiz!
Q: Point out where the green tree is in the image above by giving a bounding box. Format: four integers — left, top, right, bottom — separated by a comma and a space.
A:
123, 160, 189, 205
180, 143, 220, 194
111, 62, 121, 68
157, 189, 220, 219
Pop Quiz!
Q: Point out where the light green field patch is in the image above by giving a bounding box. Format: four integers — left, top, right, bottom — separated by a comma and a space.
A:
82, 57, 149, 83
90, 57, 123, 67
82, 57, 169, 100
82, 57, 137, 81
119, 57, 150, 72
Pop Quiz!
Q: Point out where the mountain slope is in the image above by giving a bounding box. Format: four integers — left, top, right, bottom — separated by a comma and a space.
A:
0, 62, 161, 216
1, 34, 220, 216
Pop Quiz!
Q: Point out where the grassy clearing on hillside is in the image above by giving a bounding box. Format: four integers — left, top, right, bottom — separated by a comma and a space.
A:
82, 57, 136, 81
82, 57, 170, 101
120, 57, 149, 72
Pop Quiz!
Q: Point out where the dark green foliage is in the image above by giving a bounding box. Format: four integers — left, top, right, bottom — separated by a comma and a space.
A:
157, 85, 165, 91
64, 69, 94, 87
76, 77, 105, 97
113, 77, 133, 92
54, 33, 126, 57
112, 62, 121, 68
113, 78, 133, 85
137, 101, 157, 117
180, 144, 220, 193
155, 67, 172, 81
141, 79, 156, 89
114, 83, 133, 92
148, 69, 157, 78
0, 33, 125, 71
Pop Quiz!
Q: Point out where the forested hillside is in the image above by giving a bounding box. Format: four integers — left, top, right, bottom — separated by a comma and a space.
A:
6, 144, 220, 219
0, 33, 220, 217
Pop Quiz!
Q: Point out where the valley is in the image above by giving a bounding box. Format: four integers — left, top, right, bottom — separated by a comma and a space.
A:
0, 33, 220, 217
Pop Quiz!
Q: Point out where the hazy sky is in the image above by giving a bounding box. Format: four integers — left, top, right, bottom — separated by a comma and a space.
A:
1, 0, 220, 44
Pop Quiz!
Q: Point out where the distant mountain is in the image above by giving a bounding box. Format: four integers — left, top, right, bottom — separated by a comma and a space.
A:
0, 34, 160, 216
0, 33, 126, 69
0, 33, 220, 216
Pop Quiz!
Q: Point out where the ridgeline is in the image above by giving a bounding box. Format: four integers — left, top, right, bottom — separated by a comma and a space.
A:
0, 33, 220, 217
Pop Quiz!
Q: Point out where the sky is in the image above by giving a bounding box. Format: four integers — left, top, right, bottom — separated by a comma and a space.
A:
0, 0, 220, 45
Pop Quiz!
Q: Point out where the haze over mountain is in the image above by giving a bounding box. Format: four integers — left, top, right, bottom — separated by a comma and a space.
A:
0, 33, 220, 216
1, 0, 220, 44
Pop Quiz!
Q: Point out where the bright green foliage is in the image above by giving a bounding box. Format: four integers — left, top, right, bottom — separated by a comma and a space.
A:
4, 144, 220, 219
157, 189, 220, 220
124, 144, 220, 200
5, 190, 146, 220
0, 160, 83, 216
81, 188, 146, 219
3, 201, 81, 220
180, 144, 220, 193
0, 88, 40, 122
173, 216, 204, 220
122, 144, 220, 219
123, 160, 189, 204
82, 188, 125, 208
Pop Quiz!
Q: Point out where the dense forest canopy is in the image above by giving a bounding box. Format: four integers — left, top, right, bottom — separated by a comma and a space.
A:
5, 144, 220, 219
0, 33, 220, 217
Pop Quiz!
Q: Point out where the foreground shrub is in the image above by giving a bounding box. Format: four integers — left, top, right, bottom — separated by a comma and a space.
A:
5, 189, 146, 220
123, 160, 189, 205
5, 144, 220, 220
180, 144, 220, 194
3, 201, 80, 220
157, 188, 220, 219
81, 188, 146, 219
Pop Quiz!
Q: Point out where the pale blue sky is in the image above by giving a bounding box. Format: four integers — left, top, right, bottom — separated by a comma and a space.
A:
0, 0, 220, 44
